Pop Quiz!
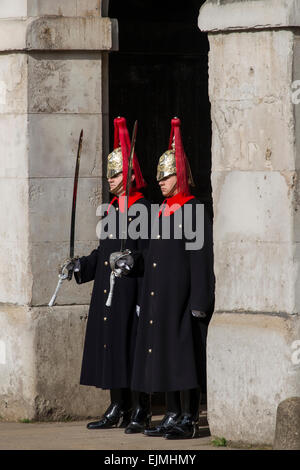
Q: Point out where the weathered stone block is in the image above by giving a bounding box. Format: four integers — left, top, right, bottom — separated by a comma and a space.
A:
76, 0, 101, 17
0, 115, 28, 178
26, 17, 115, 51
209, 31, 295, 172
0, 1, 27, 18
0, 17, 116, 52
0, 54, 27, 113
212, 170, 293, 243
33, 305, 109, 420
28, 53, 102, 114
0, 242, 31, 305
0, 305, 36, 420
211, 100, 295, 172
28, 0, 78, 17
28, 114, 102, 178
214, 240, 298, 313
199, 0, 300, 32
0, 305, 109, 420
274, 397, 300, 450
209, 31, 293, 102
0, 177, 31, 305
207, 312, 300, 446
0, 178, 29, 243
28, 177, 102, 243
0, 1, 102, 18
0, 20, 28, 51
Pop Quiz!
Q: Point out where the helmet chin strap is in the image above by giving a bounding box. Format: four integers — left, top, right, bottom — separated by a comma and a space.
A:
165, 180, 178, 199
110, 180, 124, 196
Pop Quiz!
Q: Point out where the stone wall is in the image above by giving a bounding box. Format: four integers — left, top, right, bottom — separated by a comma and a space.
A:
0, 0, 115, 420
200, 0, 300, 446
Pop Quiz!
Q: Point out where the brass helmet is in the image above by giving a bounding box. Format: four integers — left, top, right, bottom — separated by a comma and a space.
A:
106, 117, 146, 190
107, 146, 123, 179
156, 117, 195, 190
156, 148, 176, 182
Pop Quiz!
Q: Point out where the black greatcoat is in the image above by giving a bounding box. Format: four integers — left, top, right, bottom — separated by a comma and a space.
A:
75, 194, 150, 390
131, 197, 215, 393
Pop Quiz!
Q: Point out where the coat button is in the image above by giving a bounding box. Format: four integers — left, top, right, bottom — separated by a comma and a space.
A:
148, 348, 152, 353
149, 320, 153, 325
129, 217, 132, 222
150, 291, 155, 296
104, 289, 107, 294
104, 261, 108, 266
104, 317, 107, 322
152, 263, 157, 268
104, 344, 107, 349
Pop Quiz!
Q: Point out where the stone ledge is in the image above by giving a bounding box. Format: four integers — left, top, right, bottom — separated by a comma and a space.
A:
0, 16, 118, 51
199, 0, 300, 32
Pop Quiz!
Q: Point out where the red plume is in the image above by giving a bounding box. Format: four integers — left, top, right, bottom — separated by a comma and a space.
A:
113, 117, 146, 191
168, 117, 191, 196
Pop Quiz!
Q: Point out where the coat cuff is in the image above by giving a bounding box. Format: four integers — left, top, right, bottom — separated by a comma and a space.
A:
74, 259, 82, 284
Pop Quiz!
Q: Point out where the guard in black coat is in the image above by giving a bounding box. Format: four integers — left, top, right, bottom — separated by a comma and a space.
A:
122, 118, 215, 439
70, 117, 151, 430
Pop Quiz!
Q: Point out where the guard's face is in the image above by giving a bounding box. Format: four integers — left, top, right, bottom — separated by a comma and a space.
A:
159, 174, 178, 197
108, 172, 123, 195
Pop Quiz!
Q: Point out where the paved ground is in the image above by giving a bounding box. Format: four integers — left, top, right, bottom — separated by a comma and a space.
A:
0, 413, 234, 451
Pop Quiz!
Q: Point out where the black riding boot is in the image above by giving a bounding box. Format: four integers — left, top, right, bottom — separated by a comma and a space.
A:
87, 388, 132, 429
144, 391, 181, 437
125, 391, 151, 434
164, 388, 201, 439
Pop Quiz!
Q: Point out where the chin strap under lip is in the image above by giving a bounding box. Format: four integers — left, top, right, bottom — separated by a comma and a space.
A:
163, 181, 178, 199
110, 180, 124, 196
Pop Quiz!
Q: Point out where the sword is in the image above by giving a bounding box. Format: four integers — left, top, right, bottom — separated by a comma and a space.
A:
49, 129, 84, 307
106, 121, 138, 307
68, 129, 83, 279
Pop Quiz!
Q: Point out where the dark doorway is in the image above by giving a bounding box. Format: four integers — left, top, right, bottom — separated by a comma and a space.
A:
108, 0, 211, 205
108, 0, 210, 412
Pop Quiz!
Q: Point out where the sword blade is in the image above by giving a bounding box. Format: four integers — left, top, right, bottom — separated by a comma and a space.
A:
70, 129, 83, 260
120, 121, 138, 252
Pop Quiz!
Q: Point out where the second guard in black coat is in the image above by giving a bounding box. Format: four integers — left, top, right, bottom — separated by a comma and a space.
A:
128, 118, 215, 439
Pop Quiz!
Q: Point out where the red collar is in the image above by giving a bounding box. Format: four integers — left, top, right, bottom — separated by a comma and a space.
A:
159, 192, 195, 217
108, 191, 144, 213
